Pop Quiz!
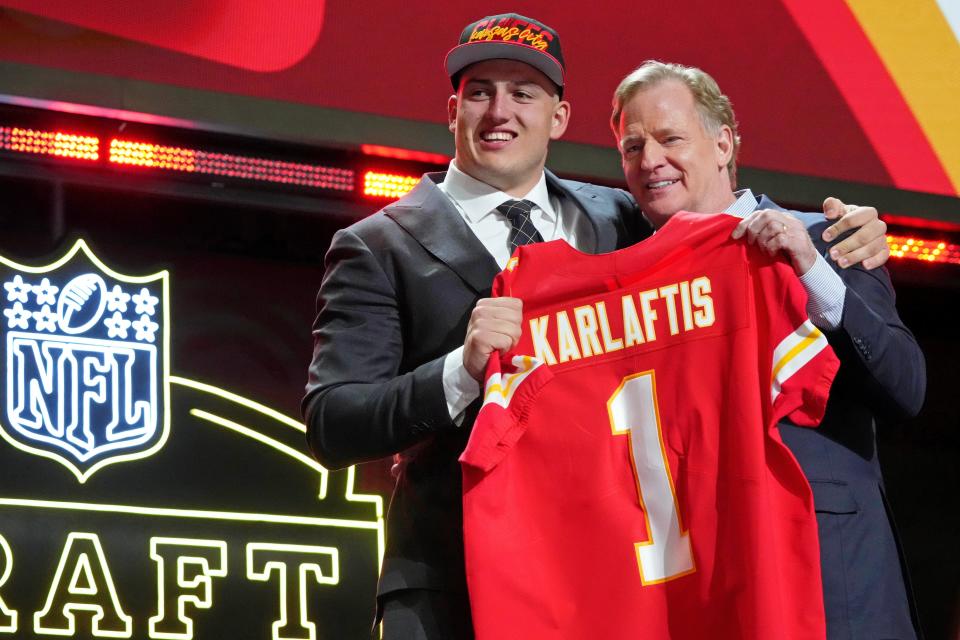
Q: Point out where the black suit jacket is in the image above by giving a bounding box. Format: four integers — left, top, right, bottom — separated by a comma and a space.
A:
303, 171, 643, 599
760, 196, 926, 640
305, 182, 924, 637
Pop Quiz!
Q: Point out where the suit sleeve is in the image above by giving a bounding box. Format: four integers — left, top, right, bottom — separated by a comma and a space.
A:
800, 214, 926, 418
828, 261, 926, 418
302, 227, 455, 470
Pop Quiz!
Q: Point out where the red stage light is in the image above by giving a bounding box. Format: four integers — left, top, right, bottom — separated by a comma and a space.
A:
886, 234, 960, 265
109, 139, 354, 191
882, 214, 960, 233
0, 126, 99, 161
361, 144, 450, 166
362, 171, 420, 199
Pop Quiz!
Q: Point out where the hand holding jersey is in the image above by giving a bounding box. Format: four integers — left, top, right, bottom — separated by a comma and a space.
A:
733, 208, 820, 275
734, 195, 892, 279
463, 297, 523, 382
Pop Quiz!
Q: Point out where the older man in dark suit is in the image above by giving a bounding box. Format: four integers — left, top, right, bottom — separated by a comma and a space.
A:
611, 60, 925, 639
303, 14, 892, 639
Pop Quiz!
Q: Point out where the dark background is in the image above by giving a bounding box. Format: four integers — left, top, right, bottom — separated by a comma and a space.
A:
1, 140, 956, 637
0, 157, 387, 638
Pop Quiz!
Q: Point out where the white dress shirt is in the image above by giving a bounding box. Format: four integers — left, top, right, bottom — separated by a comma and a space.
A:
439, 161, 594, 420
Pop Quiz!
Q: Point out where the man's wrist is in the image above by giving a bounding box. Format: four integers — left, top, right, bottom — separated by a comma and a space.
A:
800, 253, 846, 330
443, 346, 481, 424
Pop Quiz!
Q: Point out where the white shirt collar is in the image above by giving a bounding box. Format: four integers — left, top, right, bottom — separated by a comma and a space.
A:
441, 161, 557, 224
723, 188, 759, 218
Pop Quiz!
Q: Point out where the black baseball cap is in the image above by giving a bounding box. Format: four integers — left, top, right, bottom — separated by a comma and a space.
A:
445, 13, 565, 93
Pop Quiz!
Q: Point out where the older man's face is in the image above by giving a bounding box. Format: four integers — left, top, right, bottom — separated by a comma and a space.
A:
617, 80, 734, 228
449, 59, 569, 196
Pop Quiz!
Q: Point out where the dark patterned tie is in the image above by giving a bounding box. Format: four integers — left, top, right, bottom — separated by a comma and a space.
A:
497, 199, 545, 253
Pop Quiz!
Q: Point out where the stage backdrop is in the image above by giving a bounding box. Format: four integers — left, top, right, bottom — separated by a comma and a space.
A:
0, 0, 957, 197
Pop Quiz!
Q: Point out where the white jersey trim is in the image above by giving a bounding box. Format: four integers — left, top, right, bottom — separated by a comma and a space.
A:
771, 320, 830, 402
482, 355, 544, 409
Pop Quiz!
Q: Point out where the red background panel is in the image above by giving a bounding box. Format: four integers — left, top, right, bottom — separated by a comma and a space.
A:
0, 0, 945, 194
0, 0, 325, 71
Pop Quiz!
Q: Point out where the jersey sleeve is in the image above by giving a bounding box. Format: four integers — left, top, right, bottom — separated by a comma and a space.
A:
459, 351, 553, 472
756, 258, 840, 427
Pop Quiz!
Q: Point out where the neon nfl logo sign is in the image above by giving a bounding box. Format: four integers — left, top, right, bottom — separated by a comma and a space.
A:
0, 240, 170, 482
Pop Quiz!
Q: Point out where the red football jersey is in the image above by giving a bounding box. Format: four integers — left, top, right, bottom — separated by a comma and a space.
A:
460, 212, 839, 640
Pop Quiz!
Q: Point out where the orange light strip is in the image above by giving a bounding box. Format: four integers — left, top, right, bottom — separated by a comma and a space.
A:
362, 171, 420, 199
0, 126, 99, 161
109, 139, 354, 191
109, 139, 197, 171
887, 234, 960, 264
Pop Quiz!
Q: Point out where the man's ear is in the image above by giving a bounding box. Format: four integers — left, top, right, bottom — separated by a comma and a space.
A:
550, 100, 571, 140
448, 94, 459, 134
715, 124, 734, 168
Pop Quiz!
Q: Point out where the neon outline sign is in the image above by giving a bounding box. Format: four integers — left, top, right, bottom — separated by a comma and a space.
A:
0, 240, 171, 483
0, 241, 385, 639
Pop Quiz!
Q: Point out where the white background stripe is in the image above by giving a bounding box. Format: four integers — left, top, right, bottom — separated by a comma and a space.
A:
935, 0, 960, 45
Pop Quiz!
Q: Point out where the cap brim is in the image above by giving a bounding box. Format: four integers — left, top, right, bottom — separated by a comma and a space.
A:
445, 41, 564, 89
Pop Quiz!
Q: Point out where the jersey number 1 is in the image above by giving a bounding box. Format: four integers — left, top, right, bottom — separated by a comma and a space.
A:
608, 371, 695, 585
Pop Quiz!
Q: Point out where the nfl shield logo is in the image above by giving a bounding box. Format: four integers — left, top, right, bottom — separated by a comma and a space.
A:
0, 240, 170, 482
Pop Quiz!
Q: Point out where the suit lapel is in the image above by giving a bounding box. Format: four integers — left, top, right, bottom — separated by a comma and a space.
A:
385, 175, 500, 294
545, 171, 619, 254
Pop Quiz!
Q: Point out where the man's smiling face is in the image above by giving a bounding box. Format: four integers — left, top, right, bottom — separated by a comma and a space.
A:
449, 58, 569, 197
617, 79, 734, 228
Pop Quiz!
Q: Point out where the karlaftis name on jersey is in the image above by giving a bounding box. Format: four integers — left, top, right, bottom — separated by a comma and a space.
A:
528, 275, 715, 366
